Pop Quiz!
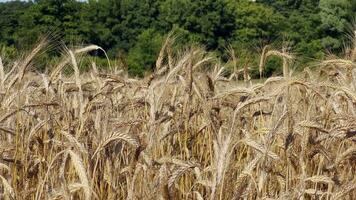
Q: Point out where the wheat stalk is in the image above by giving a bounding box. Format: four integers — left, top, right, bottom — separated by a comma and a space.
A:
68, 150, 91, 200
92, 129, 139, 158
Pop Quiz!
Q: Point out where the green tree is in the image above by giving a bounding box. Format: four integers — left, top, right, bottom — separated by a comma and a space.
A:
81, 0, 160, 56
230, 0, 285, 46
0, 0, 354, 76
258, 0, 324, 63
127, 29, 163, 77
158, 0, 236, 51
319, 0, 352, 50
79, 0, 116, 51
0, 1, 31, 47
17, 0, 84, 48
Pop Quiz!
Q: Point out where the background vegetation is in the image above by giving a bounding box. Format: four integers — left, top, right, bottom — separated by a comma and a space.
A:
0, 0, 355, 76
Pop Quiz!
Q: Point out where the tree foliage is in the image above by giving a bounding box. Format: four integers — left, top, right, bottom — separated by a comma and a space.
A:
0, 0, 353, 76
127, 29, 163, 77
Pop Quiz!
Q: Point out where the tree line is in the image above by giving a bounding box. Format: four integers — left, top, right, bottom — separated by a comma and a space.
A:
0, 0, 355, 77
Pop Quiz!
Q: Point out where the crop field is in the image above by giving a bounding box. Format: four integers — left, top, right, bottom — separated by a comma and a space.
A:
0, 35, 355, 200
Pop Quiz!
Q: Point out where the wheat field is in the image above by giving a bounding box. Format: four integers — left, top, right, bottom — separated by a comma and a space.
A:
0, 34, 355, 200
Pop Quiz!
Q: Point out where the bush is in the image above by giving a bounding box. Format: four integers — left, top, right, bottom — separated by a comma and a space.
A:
264, 56, 283, 77
0, 44, 17, 62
